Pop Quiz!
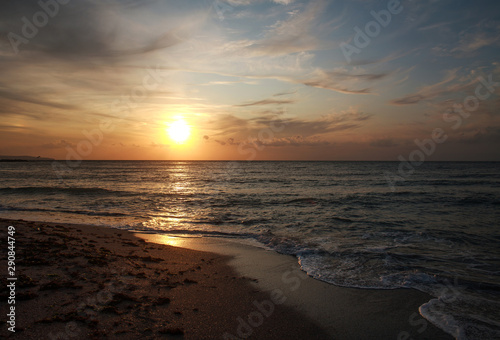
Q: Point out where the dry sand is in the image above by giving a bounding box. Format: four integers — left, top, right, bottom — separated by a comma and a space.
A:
1, 218, 453, 339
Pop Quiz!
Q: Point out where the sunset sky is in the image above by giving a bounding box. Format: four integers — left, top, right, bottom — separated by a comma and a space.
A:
1, 0, 499, 160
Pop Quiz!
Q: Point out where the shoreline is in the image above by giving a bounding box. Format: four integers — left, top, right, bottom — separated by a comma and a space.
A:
1, 218, 453, 339
137, 233, 454, 340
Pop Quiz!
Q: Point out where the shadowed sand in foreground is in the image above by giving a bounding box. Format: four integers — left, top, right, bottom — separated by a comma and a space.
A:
0, 218, 452, 339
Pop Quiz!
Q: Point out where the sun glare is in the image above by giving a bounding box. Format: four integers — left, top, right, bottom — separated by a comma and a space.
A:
167, 119, 191, 144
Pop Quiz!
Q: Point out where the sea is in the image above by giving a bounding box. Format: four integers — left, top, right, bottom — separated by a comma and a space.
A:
1, 160, 499, 339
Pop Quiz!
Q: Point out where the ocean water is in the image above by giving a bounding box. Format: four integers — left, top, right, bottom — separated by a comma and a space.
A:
1, 161, 499, 339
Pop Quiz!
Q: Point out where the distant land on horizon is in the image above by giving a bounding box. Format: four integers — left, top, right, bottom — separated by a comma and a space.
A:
0, 156, 55, 161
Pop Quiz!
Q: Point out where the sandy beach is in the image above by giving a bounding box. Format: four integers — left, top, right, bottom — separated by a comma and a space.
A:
1, 218, 452, 339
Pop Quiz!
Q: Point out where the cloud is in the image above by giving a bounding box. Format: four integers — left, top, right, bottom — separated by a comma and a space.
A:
270, 108, 373, 137
225, 0, 295, 8
453, 34, 499, 54
150, 142, 169, 148
245, 0, 326, 56
199, 80, 257, 86
347, 49, 417, 67
327, 71, 388, 82
134, 2, 377, 96
273, 0, 294, 4
0, 88, 79, 112
418, 21, 453, 31
452, 21, 500, 53
214, 137, 238, 146
203, 106, 372, 143
0, 0, 198, 61
0, 124, 31, 131
454, 126, 500, 145
210, 134, 330, 147
41, 140, 75, 149
390, 69, 463, 105
299, 68, 388, 94
235, 98, 296, 107
262, 136, 331, 147
254, 135, 331, 147
273, 90, 296, 97
206, 114, 251, 136
431, 21, 500, 57
0, 1, 194, 127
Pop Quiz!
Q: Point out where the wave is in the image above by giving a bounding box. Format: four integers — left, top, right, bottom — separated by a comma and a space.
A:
0, 205, 131, 218
132, 225, 255, 239
0, 186, 139, 196
403, 179, 500, 187
284, 197, 319, 205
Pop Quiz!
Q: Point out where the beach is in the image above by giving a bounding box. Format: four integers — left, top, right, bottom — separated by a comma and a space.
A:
1, 218, 452, 339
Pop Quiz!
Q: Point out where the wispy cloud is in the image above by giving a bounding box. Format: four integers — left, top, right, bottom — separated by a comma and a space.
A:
205, 107, 372, 141
41, 140, 75, 149
255, 135, 330, 147
390, 69, 464, 105
418, 21, 453, 31
199, 80, 257, 86
235, 98, 296, 106
0, 88, 79, 112
300, 68, 387, 94
432, 21, 500, 57
246, 0, 326, 55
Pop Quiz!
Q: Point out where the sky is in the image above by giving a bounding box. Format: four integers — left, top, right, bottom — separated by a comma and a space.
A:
0, 0, 499, 160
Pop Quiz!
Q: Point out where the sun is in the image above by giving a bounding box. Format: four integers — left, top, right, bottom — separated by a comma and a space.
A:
167, 119, 191, 144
